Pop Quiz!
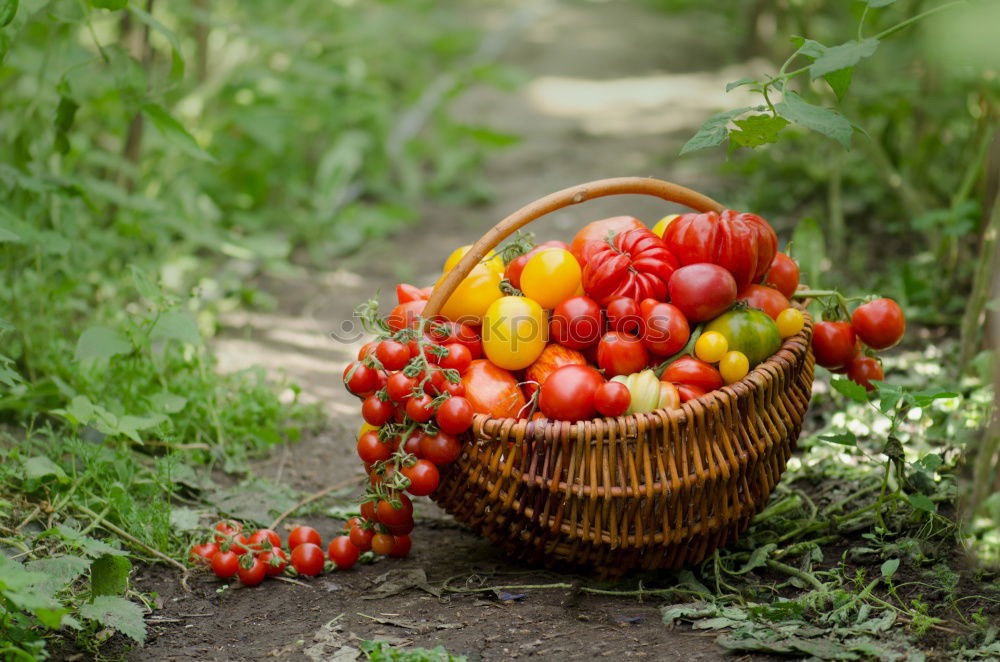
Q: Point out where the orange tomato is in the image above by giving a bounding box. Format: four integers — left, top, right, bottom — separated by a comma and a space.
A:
461, 360, 527, 419
523, 344, 587, 400
737, 285, 790, 321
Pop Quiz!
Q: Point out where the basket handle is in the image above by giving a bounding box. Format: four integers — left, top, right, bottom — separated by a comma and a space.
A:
423, 176, 726, 318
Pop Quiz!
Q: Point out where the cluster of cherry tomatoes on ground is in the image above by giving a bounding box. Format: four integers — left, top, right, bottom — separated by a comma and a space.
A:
188, 520, 409, 586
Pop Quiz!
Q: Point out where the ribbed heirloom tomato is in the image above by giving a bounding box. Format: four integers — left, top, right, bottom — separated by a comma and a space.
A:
580, 228, 679, 305
569, 216, 646, 262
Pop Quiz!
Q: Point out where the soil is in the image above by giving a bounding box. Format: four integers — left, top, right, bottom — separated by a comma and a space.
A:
133, 1, 801, 660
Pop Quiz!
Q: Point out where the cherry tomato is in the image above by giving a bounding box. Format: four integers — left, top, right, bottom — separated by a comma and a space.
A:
402, 460, 440, 496
719, 351, 750, 384
694, 331, 729, 363
189, 542, 219, 565
290, 542, 325, 577
668, 263, 738, 322
812, 321, 858, 369
524, 344, 587, 400
521, 248, 582, 309
765, 252, 800, 299
549, 296, 603, 349
211, 550, 239, 579
597, 332, 649, 377
343, 362, 377, 396
846, 356, 884, 391
482, 296, 548, 370
237, 557, 267, 586
361, 395, 394, 426
402, 430, 424, 456
776, 308, 805, 338
435, 397, 474, 435
386, 372, 416, 404
606, 297, 641, 335
230, 533, 252, 555
328, 536, 360, 570
429, 321, 483, 360
259, 548, 288, 576
851, 298, 905, 350
594, 381, 630, 417
376, 494, 413, 527
538, 364, 605, 422
349, 524, 374, 552
419, 431, 462, 465
360, 500, 377, 523
639, 300, 690, 356
376, 340, 411, 371
371, 533, 396, 556
248, 529, 281, 552
570, 216, 646, 262
213, 520, 243, 543
661, 357, 723, 391
357, 430, 391, 464
288, 526, 322, 550
439, 343, 472, 374
461, 360, 527, 419
737, 284, 790, 321
405, 393, 435, 423
358, 341, 378, 361
387, 300, 425, 332
385, 519, 414, 536
396, 283, 428, 304
675, 383, 707, 403
389, 535, 412, 558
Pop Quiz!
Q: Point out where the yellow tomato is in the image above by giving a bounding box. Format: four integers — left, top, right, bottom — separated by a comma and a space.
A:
442, 245, 504, 275
651, 214, 680, 238
719, 351, 750, 384
481, 296, 547, 370
435, 263, 503, 324
358, 423, 377, 438
694, 331, 729, 363
776, 308, 805, 338
520, 248, 582, 309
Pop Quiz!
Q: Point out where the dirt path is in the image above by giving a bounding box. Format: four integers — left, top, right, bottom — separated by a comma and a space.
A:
136, 2, 777, 660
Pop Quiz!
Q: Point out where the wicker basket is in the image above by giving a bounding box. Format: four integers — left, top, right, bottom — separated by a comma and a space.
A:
423, 177, 815, 575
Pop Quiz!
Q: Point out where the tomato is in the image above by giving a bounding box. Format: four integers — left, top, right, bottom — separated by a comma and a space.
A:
328, 536, 360, 570
597, 332, 648, 377
376, 494, 413, 526
662, 357, 723, 391
400, 430, 423, 456
606, 297, 641, 335
189, 542, 219, 565
386, 372, 416, 404
658, 381, 680, 410
389, 535, 412, 558
425, 370, 464, 397
570, 216, 646, 262
361, 395, 395, 426
435, 398, 474, 435
481, 296, 547, 370
704, 309, 781, 366
343, 362, 377, 396
371, 533, 395, 556
737, 284, 790, 321
461, 360, 526, 419
439, 343, 472, 374
387, 300, 426, 332
537, 364, 604, 421
231, 533, 252, 555
524, 344, 587, 399
248, 529, 281, 552
719, 351, 750, 384
288, 526, 322, 550
349, 524, 374, 551
676, 383, 706, 403
765, 252, 800, 298
435, 263, 503, 325
402, 459, 440, 496
376, 340, 411, 371
396, 283, 428, 304
259, 548, 288, 576
429, 321, 483, 360
639, 301, 690, 356
776, 308, 805, 338
609, 369, 660, 414
668, 263, 738, 322
357, 430, 391, 464
405, 393, 435, 423
442, 245, 504, 275
594, 381, 630, 417
580, 229, 679, 305
358, 342, 378, 361
290, 543, 325, 577
237, 557, 267, 586
549, 296, 603, 349
651, 214, 679, 238
360, 500, 377, 522
521, 248, 582, 309
695, 331, 729, 363
811, 321, 858, 369
851, 298, 905, 350
213, 520, 243, 543
846, 356, 884, 391
385, 519, 414, 536
211, 550, 239, 579
504, 241, 572, 289
416, 431, 458, 466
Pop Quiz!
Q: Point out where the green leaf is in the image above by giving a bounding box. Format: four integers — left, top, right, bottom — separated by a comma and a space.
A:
26, 556, 91, 595
823, 66, 854, 101
737, 543, 777, 574
142, 103, 215, 163
810, 38, 879, 79
129, 265, 160, 301
89, 0, 128, 9
680, 107, 753, 155
90, 554, 131, 598
0, 0, 17, 28
50, 526, 128, 558
169, 507, 203, 532
819, 432, 857, 447
115, 413, 167, 443
725, 77, 756, 92
774, 90, 853, 148
791, 36, 826, 59
80, 595, 146, 644
728, 114, 789, 151
919, 453, 943, 473
54, 95, 79, 155
873, 381, 904, 414
910, 389, 959, 407
880, 558, 900, 578
789, 217, 825, 288
868, 0, 896, 7
75, 326, 131, 362
149, 391, 187, 413
130, 6, 185, 83
0, 224, 22, 242
661, 601, 718, 625
907, 492, 936, 513
831, 378, 869, 403
150, 311, 201, 345
22, 456, 68, 486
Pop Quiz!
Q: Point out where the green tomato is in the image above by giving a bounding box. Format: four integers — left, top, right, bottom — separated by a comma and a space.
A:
704, 308, 781, 366
611, 370, 660, 414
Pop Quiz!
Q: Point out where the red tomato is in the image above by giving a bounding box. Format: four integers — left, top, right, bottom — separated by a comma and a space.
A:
259, 548, 288, 576
361, 395, 394, 426
371, 533, 395, 556
358, 341, 378, 360
846, 356, 884, 391
662, 357, 724, 391
376, 340, 411, 371
639, 301, 691, 356
290, 543, 325, 576
343, 362, 377, 396
328, 536, 360, 570
213, 520, 243, 543
402, 460, 440, 496
425, 370, 464, 397
385, 519, 414, 536
405, 393, 435, 423
349, 524, 374, 551
360, 500, 377, 523
675, 383, 707, 403
461, 360, 527, 419
389, 535, 412, 558
668, 263, 738, 322
386, 372, 416, 404
376, 494, 413, 527
851, 298, 905, 350
357, 430, 391, 464
538, 364, 604, 422
189, 543, 219, 565
288, 526, 322, 550
210, 550, 239, 578
429, 321, 483, 360
597, 332, 649, 377
581, 229, 679, 305
524, 344, 587, 399
439, 343, 472, 374
812, 321, 858, 369
606, 297, 641, 335
435, 397, 474, 435
549, 296, 603, 349
738, 284, 790, 321
420, 431, 463, 465
402, 430, 424, 456
248, 529, 281, 552
570, 216, 646, 262
662, 210, 778, 291
232, 533, 252, 556
594, 381, 630, 417
505, 241, 572, 289
765, 253, 800, 298
237, 557, 267, 586
396, 283, 429, 304
387, 300, 425, 331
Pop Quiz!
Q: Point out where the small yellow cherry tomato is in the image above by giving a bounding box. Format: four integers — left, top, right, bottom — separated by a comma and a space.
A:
694, 331, 729, 363
520, 248, 582, 309
442, 245, 504, 275
359, 423, 377, 438
651, 214, 679, 238
776, 308, 805, 338
481, 296, 548, 370
435, 262, 503, 324
719, 351, 750, 385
